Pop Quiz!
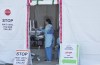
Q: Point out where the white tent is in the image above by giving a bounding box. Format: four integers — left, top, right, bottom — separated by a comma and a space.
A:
62, 0, 100, 65
0, 0, 100, 65
0, 0, 29, 64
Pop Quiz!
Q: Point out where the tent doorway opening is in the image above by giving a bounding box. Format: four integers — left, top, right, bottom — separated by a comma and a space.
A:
29, 4, 59, 65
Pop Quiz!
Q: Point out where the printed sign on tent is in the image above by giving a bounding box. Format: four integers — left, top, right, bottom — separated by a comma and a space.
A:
13, 50, 32, 65
60, 44, 79, 65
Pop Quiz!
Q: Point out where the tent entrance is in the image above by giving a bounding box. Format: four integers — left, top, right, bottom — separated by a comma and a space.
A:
29, 4, 59, 65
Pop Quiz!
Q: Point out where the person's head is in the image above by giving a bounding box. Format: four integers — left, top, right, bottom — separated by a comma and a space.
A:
45, 18, 52, 25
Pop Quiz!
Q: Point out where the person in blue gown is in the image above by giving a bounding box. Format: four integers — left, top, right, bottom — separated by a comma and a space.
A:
43, 18, 54, 61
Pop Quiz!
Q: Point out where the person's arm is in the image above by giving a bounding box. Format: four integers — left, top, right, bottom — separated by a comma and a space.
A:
46, 25, 54, 34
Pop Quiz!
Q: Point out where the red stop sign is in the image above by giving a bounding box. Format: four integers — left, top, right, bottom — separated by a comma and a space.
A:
5, 9, 11, 16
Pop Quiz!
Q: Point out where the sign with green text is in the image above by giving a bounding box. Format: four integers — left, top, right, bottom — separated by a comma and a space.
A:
60, 44, 79, 65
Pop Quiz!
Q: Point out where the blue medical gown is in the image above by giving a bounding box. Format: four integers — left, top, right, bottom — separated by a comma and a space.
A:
44, 24, 54, 48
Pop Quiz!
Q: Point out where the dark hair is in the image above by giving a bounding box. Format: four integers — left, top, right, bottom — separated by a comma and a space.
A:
46, 18, 52, 24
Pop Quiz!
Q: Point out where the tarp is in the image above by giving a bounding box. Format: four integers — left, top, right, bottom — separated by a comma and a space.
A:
0, 0, 28, 64
62, 0, 100, 65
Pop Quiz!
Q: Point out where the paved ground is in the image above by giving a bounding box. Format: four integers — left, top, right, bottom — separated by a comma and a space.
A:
33, 61, 58, 65
0, 60, 58, 65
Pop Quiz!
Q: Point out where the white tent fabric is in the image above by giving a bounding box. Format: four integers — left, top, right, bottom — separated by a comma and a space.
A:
62, 0, 100, 65
30, 0, 58, 5
0, 0, 27, 64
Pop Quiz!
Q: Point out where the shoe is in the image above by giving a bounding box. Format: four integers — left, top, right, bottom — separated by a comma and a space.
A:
44, 59, 47, 61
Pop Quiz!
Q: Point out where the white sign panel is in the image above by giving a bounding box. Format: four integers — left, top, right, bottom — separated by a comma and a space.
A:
13, 50, 30, 65
60, 44, 79, 65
